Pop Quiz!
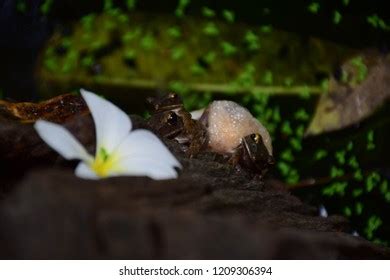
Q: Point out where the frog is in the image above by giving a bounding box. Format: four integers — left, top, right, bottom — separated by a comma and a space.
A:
146, 93, 208, 157
229, 133, 275, 177
146, 92, 183, 114
148, 110, 184, 139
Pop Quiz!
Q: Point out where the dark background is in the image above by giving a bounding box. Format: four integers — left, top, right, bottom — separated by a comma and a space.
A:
0, 0, 389, 100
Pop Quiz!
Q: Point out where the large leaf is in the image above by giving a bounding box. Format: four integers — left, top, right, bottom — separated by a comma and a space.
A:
306, 51, 390, 136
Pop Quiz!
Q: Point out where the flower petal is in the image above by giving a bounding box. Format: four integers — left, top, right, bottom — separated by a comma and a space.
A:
109, 157, 179, 180
80, 89, 132, 155
113, 129, 182, 169
34, 120, 93, 162
75, 162, 99, 180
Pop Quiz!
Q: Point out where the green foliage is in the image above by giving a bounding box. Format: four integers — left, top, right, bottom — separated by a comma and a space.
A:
140, 34, 156, 50
342, 0, 350, 6
260, 25, 273, 33
167, 26, 182, 38
126, 0, 137, 10
333, 11, 342, 25
175, 0, 191, 18
314, 149, 328, 160
365, 216, 382, 240
222, 10, 235, 23
366, 130, 375, 150
350, 56, 368, 85
367, 14, 390, 31
171, 46, 186, 60
220, 41, 237, 56
308, 2, 320, 14
104, 0, 113, 11
40, 0, 53, 15
244, 30, 260, 51
81, 14, 96, 31
203, 22, 220, 36
202, 7, 215, 18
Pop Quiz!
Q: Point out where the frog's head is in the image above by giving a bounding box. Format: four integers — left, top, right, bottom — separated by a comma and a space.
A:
242, 133, 275, 169
154, 111, 185, 139
147, 93, 184, 114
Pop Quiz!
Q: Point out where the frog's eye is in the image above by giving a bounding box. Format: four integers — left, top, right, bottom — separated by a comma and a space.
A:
168, 92, 177, 99
251, 133, 261, 143
166, 112, 178, 125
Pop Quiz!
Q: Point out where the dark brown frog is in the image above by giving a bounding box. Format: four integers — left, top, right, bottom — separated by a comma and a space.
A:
229, 133, 275, 177
147, 93, 208, 157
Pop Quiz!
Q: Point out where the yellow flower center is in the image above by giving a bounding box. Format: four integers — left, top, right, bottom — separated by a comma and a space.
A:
90, 148, 118, 177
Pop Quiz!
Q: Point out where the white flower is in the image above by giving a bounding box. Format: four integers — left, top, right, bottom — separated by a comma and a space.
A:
34, 89, 181, 180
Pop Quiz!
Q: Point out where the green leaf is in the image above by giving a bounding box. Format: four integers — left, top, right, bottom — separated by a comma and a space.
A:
280, 149, 294, 162
294, 108, 310, 121
385, 192, 390, 203
351, 56, 368, 84
290, 138, 302, 151
140, 34, 156, 50
202, 7, 215, 18
221, 41, 237, 56
263, 71, 273, 85
367, 130, 375, 150
190, 63, 205, 75
344, 206, 352, 216
380, 180, 388, 194
348, 156, 359, 169
330, 166, 344, 178
277, 162, 291, 176
171, 46, 186, 60
352, 188, 363, 197
314, 149, 328, 160
40, 0, 53, 15
126, 0, 137, 10
167, 26, 181, 38
333, 11, 342, 24
169, 80, 189, 94
298, 85, 311, 99
286, 169, 300, 184
175, 0, 190, 18
354, 170, 363, 181
222, 10, 235, 23
203, 22, 220, 36
308, 2, 320, 14
295, 125, 305, 138
81, 14, 96, 31
335, 151, 346, 165
103, 0, 113, 11
366, 172, 381, 192
355, 202, 364, 215
281, 121, 293, 135
260, 25, 273, 33
244, 30, 260, 51
365, 216, 382, 240
203, 51, 216, 64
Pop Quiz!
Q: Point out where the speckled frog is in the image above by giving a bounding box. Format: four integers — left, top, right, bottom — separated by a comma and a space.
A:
147, 93, 208, 157
229, 133, 275, 176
